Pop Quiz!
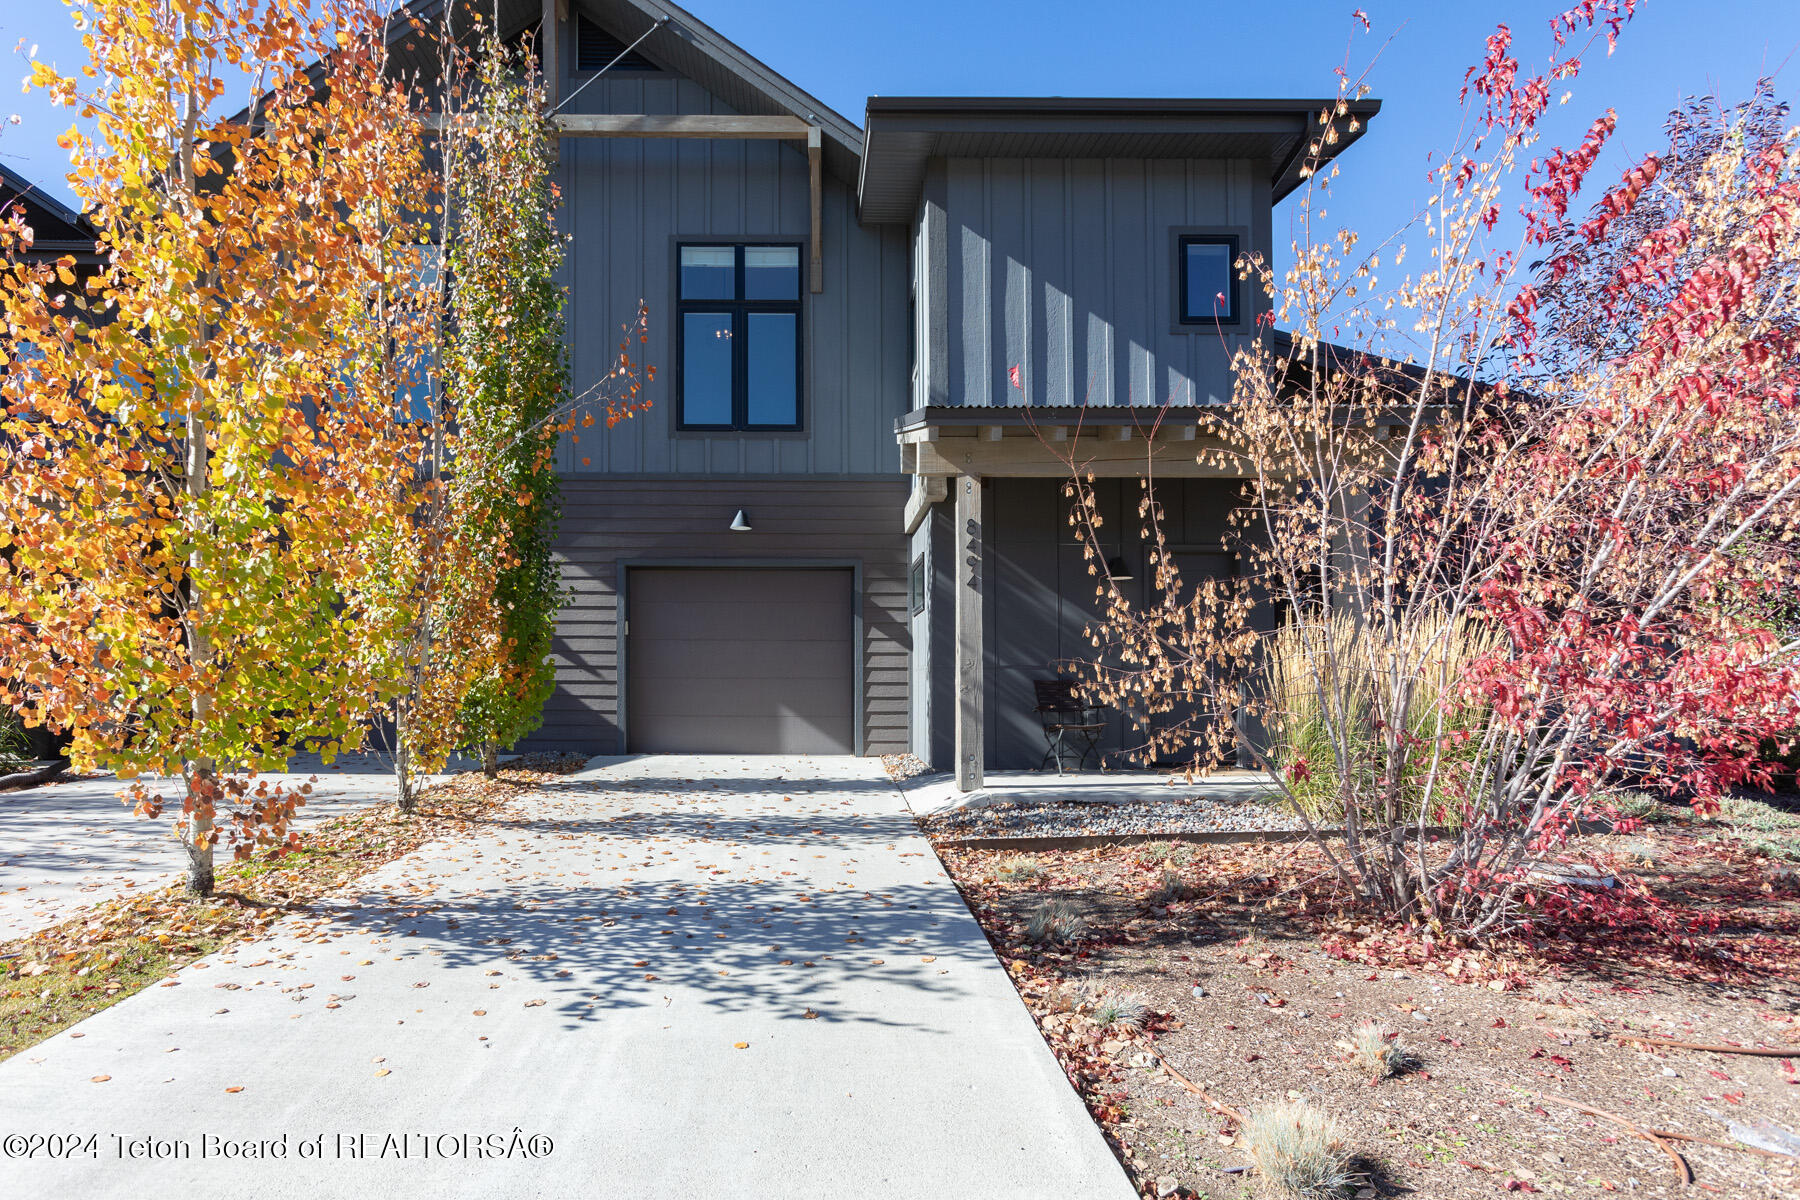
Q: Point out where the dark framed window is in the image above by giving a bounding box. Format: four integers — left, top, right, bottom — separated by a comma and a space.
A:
1177, 234, 1239, 324
677, 243, 803, 431
909, 556, 926, 615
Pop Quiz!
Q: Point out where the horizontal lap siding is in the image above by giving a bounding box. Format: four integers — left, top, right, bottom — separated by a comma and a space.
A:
520, 477, 911, 757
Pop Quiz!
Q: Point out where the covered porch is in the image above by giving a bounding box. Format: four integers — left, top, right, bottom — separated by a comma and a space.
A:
897, 406, 1266, 792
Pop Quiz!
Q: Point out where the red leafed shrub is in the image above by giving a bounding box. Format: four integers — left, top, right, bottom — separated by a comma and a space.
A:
1058, 6, 1800, 935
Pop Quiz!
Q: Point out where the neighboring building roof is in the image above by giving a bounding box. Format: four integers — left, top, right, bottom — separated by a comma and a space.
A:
0, 161, 100, 260
858, 96, 1381, 223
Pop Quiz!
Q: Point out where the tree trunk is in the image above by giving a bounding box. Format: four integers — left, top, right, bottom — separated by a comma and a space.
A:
481, 741, 498, 777
184, 769, 215, 897
395, 703, 417, 814
179, 71, 215, 900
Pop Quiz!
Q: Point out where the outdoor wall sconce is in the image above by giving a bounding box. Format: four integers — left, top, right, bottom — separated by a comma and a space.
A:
1104, 555, 1133, 581
729, 509, 753, 532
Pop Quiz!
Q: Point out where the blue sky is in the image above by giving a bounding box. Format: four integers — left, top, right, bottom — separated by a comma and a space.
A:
5, 0, 1798, 305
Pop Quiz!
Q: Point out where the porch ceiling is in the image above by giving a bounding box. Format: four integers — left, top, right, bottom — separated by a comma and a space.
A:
896, 406, 1243, 480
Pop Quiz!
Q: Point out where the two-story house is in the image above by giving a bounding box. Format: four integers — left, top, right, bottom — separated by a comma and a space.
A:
469, 0, 1378, 789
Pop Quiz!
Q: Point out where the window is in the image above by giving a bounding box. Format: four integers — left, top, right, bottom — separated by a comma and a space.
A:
1177, 234, 1239, 324
909, 556, 926, 615
577, 15, 658, 72
677, 243, 803, 431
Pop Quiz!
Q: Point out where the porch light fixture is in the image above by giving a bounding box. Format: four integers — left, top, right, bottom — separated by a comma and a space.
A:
729, 509, 753, 532
1104, 555, 1133, 581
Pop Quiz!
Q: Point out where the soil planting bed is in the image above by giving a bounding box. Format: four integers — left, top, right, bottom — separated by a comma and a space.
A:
935, 814, 1800, 1199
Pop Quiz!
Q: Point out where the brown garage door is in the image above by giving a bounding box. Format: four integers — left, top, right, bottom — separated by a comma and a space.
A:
626, 567, 855, 754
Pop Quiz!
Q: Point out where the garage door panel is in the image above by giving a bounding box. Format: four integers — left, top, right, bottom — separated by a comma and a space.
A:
629, 599, 851, 642
628, 641, 850, 683
630, 675, 848, 719
627, 568, 854, 755
628, 714, 850, 755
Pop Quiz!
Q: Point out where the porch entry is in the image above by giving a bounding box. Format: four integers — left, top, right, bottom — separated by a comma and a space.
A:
624, 566, 855, 754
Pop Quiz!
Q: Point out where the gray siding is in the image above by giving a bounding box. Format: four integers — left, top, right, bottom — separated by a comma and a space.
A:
919, 157, 1273, 410
520, 477, 911, 756
916, 478, 1253, 770
553, 65, 911, 476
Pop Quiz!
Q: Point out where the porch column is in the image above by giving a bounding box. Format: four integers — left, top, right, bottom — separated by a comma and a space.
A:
954, 473, 984, 791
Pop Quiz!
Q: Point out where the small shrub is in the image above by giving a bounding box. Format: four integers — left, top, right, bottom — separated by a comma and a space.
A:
1147, 868, 1189, 907
1243, 1100, 1356, 1199
1742, 833, 1800, 863
1077, 981, 1148, 1031
994, 854, 1044, 883
1024, 897, 1087, 944
1341, 1020, 1423, 1078
1609, 790, 1675, 825
1139, 842, 1192, 867
1717, 794, 1800, 833
0, 710, 29, 769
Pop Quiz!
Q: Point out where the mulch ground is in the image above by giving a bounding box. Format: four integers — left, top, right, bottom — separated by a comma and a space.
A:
1, 752, 587, 1060
935, 811, 1800, 1199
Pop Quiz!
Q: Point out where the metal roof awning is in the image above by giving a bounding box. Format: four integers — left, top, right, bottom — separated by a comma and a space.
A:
858, 96, 1380, 223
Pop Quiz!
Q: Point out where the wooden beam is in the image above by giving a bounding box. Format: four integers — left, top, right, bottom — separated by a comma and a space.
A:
979, 425, 1005, 441
554, 113, 814, 139
541, 0, 559, 109
807, 125, 823, 294
902, 474, 947, 535
910, 432, 1243, 479
954, 474, 984, 793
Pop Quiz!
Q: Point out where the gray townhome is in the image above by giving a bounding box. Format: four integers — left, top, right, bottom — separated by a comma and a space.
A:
448, 0, 1379, 789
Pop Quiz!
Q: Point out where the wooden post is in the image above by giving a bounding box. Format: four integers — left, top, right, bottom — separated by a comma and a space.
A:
807, 125, 823, 293
541, 0, 560, 109
954, 474, 984, 792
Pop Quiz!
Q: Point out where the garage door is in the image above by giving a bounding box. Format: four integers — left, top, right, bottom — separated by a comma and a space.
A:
626, 568, 855, 754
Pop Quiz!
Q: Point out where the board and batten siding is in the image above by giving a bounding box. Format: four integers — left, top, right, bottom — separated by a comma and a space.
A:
553, 73, 912, 477
519, 478, 911, 756
918, 156, 1273, 411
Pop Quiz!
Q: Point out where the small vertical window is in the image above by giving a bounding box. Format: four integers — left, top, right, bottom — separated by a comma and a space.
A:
1178, 234, 1239, 324
677, 243, 803, 431
909, 557, 926, 615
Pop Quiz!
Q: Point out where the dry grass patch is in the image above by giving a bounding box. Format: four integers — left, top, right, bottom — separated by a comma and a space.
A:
1243, 1100, 1357, 1199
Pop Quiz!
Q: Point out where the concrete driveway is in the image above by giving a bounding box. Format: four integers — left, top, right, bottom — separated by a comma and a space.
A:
0, 753, 482, 941
0, 754, 1135, 1200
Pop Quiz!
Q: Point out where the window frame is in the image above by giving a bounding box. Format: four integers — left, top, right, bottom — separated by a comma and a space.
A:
1173, 230, 1244, 328
674, 240, 806, 433
909, 556, 926, 616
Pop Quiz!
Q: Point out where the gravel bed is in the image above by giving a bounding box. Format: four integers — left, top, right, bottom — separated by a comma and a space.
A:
880, 752, 933, 783
918, 794, 1302, 840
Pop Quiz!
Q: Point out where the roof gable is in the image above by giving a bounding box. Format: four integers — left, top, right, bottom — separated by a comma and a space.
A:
0, 163, 99, 257
571, 0, 862, 180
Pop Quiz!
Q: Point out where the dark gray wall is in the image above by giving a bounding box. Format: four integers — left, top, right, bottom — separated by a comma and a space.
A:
918, 157, 1273, 411
963, 477, 1249, 770
551, 67, 911, 476
520, 477, 911, 756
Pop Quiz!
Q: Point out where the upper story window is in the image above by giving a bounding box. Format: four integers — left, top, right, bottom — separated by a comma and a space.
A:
1177, 233, 1240, 325
677, 243, 803, 431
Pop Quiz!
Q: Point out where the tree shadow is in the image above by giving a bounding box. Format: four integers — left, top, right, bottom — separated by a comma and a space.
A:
308, 852, 990, 1033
